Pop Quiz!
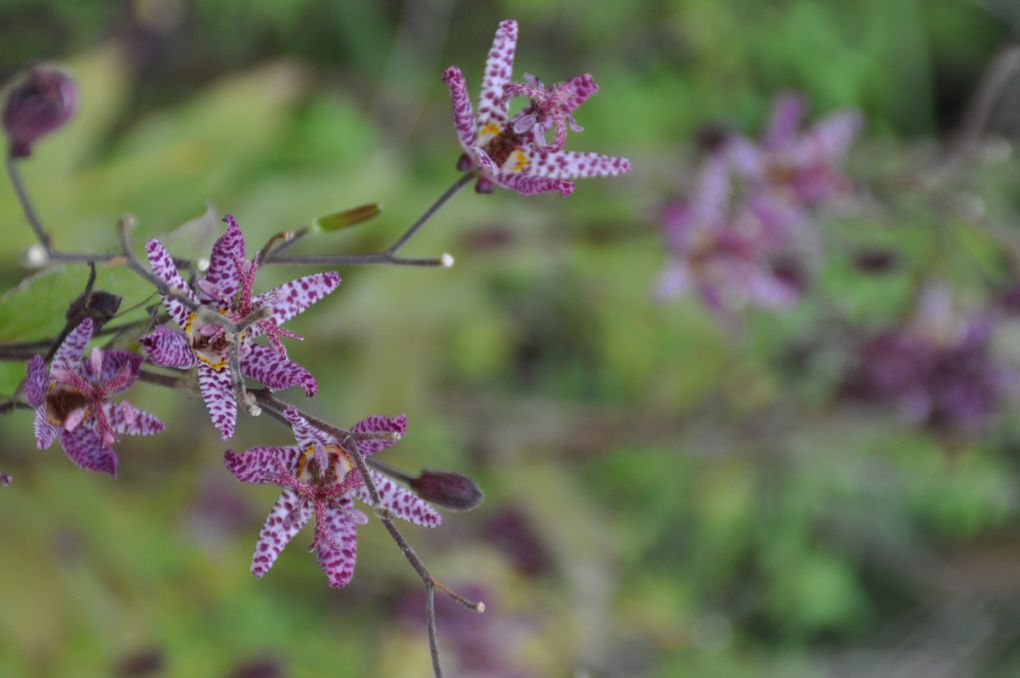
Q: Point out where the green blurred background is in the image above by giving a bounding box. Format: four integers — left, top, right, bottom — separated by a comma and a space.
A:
2, 1, 1020, 676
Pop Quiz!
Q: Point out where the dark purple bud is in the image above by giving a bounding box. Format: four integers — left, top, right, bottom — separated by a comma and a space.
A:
475, 177, 494, 194
456, 153, 473, 172
410, 470, 484, 511
0, 472, 11, 487
695, 122, 734, 154
66, 290, 122, 330
3, 66, 77, 158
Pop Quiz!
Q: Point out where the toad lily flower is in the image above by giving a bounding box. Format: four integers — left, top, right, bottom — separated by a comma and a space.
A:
25, 318, 164, 476
728, 92, 861, 208
141, 215, 340, 440
657, 154, 799, 315
442, 19, 631, 196
225, 407, 441, 588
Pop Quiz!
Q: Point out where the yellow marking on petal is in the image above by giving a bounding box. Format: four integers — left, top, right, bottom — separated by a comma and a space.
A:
478, 122, 501, 143
184, 312, 196, 334
505, 149, 529, 173
196, 354, 228, 370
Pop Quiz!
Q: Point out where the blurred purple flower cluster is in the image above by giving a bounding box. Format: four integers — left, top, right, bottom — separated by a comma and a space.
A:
843, 283, 1012, 435
657, 93, 861, 316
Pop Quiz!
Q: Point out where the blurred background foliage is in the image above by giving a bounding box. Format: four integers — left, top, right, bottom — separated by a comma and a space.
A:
1, 0, 1020, 676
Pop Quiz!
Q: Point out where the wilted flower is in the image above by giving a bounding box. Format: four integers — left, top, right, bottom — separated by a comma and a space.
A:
225, 407, 440, 588
25, 318, 164, 476
656, 154, 800, 314
442, 19, 631, 196
728, 92, 861, 209
141, 215, 340, 439
843, 283, 1010, 433
3, 65, 77, 158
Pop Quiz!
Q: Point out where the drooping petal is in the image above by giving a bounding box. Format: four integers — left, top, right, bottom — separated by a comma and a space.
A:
494, 172, 575, 197
241, 344, 316, 397
140, 326, 197, 369
224, 446, 302, 484
57, 425, 118, 476
283, 406, 332, 450
253, 272, 341, 328
442, 66, 476, 153
354, 470, 442, 528
25, 355, 48, 408
145, 238, 197, 328
519, 149, 631, 180
102, 401, 165, 437
351, 413, 407, 457
764, 92, 806, 149
251, 489, 312, 579
34, 408, 56, 449
315, 503, 359, 588
476, 19, 518, 136
564, 73, 599, 113
201, 215, 247, 306
198, 364, 237, 440
51, 318, 93, 376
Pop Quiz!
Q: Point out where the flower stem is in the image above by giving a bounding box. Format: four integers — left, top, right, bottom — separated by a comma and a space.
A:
265, 171, 475, 267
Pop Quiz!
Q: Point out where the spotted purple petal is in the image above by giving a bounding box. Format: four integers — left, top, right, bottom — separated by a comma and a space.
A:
519, 149, 631, 180
351, 413, 407, 457
25, 355, 48, 408
198, 364, 236, 440
87, 349, 142, 396
283, 406, 332, 450
354, 470, 442, 528
564, 73, 599, 113
201, 215, 247, 306
252, 489, 312, 579
224, 446, 302, 484
51, 318, 93, 377
241, 344, 316, 397
57, 425, 117, 476
101, 401, 165, 437
253, 271, 340, 329
34, 408, 56, 449
145, 238, 197, 328
315, 503, 359, 588
442, 66, 476, 153
140, 326, 196, 369
477, 19, 518, 133
494, 173, 574, 197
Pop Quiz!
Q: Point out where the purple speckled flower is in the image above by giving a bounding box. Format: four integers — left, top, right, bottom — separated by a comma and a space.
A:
656, 154, 800, 314
844, 284, 1010, 433
25, 318, 164, 476
141, 215, 340, 440
442, 19, 631, 196
3, 65, 77, 158
224, 407, 440, 588
728, 92, 861, 208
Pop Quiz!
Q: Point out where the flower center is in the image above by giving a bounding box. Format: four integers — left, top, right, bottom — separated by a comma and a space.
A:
184, 312, 234, 370
44, 384, 91, 428
296, 443, 354, 487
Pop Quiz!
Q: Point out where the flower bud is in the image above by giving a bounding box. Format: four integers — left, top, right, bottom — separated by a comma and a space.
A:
3, 66, 77, 158
66, 290, 122, 331
0, 472, 10, 487
409, 470, 484, 511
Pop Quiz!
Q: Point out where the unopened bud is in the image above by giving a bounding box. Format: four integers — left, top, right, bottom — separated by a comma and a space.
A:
410, 470, 484, 511
3, 66, 77, 158
440, 253, 455, 268
312, 203, 382, 232
456, 153, 474, 172
197, 257, 210, 272
66, 290, 122, 330
0, 473, 11, 487
475, 177, 494, 194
